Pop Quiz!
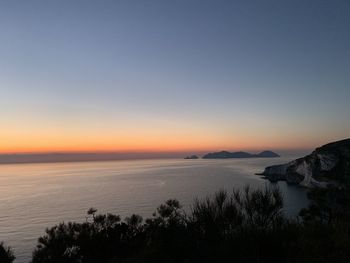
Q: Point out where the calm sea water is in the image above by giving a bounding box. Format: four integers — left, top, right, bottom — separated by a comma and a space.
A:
0, 156, 308, 263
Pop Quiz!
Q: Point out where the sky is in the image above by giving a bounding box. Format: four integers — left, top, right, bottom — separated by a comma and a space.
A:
0, 0, 349, 154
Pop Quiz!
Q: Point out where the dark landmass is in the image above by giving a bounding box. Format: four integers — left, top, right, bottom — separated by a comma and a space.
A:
202, 150, 280, 159
184, 155, 199, 159
259, 138, 350, 187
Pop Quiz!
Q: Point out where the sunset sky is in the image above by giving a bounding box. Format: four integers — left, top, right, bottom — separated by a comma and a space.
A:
1, 0, 349, 154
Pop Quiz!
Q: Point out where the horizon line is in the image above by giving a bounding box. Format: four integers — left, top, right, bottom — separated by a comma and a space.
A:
0, 147, 313, 156
0, 149, 312, 166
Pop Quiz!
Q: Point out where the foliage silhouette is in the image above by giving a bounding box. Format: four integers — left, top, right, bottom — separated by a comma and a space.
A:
300, 184, 350, 224
2, 185, 350, 262
0, 242, 15, 263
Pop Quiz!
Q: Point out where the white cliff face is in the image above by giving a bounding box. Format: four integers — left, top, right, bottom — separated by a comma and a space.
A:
261, 138, 350, 188
298, 161, 313, 187
289, 157, 333, 188
263, 150, 338, 187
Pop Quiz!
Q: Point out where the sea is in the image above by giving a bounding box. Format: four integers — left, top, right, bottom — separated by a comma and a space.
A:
0, 155, 309, 263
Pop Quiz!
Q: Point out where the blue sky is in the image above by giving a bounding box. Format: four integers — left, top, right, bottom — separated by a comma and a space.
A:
1, 0, 349, 152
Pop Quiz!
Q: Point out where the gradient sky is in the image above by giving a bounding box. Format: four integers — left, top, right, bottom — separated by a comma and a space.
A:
1, 0, 349, 153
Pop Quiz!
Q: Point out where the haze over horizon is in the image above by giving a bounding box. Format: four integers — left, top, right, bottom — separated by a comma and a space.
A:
1, 0, 349, 154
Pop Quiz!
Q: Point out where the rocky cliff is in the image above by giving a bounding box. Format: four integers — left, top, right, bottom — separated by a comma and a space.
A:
260, 139, 350, 187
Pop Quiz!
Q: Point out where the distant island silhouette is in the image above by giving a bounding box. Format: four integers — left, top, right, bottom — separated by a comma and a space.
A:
202, 150, 280, 159
184, 155, 199, 159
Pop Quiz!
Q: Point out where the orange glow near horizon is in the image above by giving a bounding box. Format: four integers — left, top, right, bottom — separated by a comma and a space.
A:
0, 115, 341, 154
0, 130, 321, 154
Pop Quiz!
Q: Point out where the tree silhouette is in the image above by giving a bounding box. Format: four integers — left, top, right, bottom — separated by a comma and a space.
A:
0, 242, 15, 263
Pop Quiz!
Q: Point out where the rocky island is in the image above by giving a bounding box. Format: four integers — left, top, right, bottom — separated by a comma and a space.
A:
202, 150, 280, 159
184, 155, 199, 159
259, 138, 350, 188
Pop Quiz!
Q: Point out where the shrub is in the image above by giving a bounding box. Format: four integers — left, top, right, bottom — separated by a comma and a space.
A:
0, 242, 15, 263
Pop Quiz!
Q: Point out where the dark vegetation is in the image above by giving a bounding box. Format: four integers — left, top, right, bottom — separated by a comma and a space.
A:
0, 242, 15, 263
1, 184, 350, 263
